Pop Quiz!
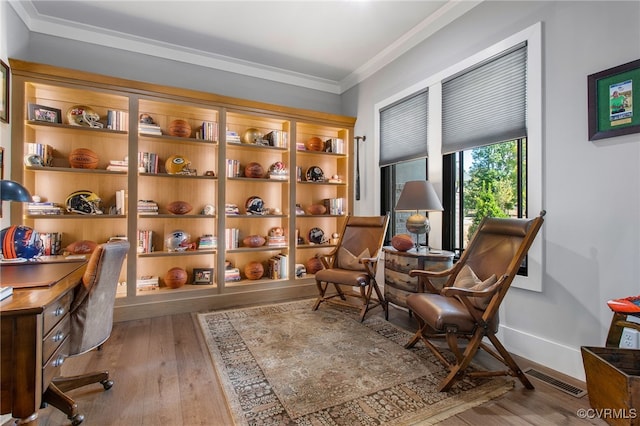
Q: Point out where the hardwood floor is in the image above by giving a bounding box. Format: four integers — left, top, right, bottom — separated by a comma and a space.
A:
17, 303, 606, 425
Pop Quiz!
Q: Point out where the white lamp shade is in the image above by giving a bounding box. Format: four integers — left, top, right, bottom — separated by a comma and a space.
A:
395, 180, 443, 212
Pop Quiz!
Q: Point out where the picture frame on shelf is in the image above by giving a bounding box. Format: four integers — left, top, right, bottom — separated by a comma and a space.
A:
28, 103, 62, 123
0, 59, 8, 123
193, 267, 214, 285
588, 59, 640, 141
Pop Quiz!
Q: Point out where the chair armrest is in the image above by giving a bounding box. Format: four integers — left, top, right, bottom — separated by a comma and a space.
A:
316, 251, 337, 268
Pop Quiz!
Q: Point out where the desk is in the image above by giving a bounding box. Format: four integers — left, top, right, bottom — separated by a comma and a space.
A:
1, 260, 86, 425
382, 247, 454, 311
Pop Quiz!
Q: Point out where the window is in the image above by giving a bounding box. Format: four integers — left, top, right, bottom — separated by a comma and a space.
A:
381, 158, 427, 240
443, 139, 527, 254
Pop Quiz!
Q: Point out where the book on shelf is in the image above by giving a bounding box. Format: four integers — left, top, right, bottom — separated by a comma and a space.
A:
138, 152, 159, 173
137, 200, 158, 214
225, 228, 239, 249
27, 202, 63, 215
25, 142, 54, 166
323, 198, 345, 215
137, 229, 154, 253
197, 234, 217, 249
197, 121, 218, 141
268, 253, 288, 279
1, 286, 13, 301
225, 159, 240, 177
226, 130, 241, 143
224, 267, 241, 282
115, 189, 126, 215
40, 232, 62, 255
107, 110, 128, 131
139, 123, 162, 136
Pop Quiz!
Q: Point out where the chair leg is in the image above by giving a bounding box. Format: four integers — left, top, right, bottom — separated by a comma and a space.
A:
43, 383, 85, 426
486, 333, 534, 390
438, 331, 484, 392
52, 371, 112, 392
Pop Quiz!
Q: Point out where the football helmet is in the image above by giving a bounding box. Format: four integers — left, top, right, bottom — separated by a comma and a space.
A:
245, 196, 264, 215
67, 105, 103, 128
165, 155, 193, 175
1, 225, 44, 260
66, 190, 103, 215
165, 230, 191, 252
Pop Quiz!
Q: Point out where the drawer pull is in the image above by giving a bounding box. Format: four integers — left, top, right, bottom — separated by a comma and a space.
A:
52, 331, 65, 342
52, 355, 65, 367
54, 307, 65, 317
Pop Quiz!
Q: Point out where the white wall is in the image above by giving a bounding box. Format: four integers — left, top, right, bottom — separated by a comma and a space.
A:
343, 0, 640, 379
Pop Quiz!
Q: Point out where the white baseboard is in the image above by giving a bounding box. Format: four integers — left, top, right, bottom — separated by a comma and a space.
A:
498, 324, 586, 381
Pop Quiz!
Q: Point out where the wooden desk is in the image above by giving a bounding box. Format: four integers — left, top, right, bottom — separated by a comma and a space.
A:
382, 247, 454, 311
1, 260, 86, 425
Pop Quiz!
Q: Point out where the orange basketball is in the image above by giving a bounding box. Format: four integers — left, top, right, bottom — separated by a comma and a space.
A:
305, 136, 324, 151
244, 162, 265, 178
306, 256, 324, 274
168, 119, 192, 138
244, 261, 264, 280
164, 267, 188, 289
69, 148, 99, 169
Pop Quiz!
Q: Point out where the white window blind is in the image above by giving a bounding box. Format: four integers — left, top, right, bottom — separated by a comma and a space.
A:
379, 90, 428, 167
442, 43, 527, 154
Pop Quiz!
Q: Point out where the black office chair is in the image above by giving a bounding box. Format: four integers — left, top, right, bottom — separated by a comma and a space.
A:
43, 241, 129, 425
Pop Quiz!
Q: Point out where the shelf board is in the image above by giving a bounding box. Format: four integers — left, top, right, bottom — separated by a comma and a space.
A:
139, 133, 218, 146
139, 172, 217, 180
295, 214, 347, 218
225, 214, 288, 219
138, 249, 216, 258
25, 214, 126, 219
138, 214, 216, 219
227, 142, 287, 152
296, 149, 347, 157
296, 244, 337, 249
227, 246, 288, 253
297, 181, 346, 186
25, 166, 127, 175
228, 176, 289, 183
26, 120, 128, 135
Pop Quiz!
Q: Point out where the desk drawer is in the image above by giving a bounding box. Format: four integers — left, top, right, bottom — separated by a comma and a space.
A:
43, 314, 70, 363
43, 338, 68, 390
43, 291, 73, 335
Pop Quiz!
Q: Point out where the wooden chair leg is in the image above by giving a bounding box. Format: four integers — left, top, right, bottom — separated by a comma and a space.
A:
439, 331, 484, 392
52, 371, 112, 392
486, 333, 534, 389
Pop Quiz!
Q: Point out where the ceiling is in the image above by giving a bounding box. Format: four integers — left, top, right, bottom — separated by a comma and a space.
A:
9, 0, 481, 93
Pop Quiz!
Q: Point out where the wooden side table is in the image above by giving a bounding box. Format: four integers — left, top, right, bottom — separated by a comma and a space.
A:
382, 247, 454, 317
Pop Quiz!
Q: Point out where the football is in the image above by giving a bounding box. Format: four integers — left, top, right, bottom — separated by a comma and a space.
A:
244, 261, 264, 280
65, 240, 98, 254
168, 119, 192, 138
69, 148, 99, 169
306, 256, 324, 274
244, 162, 265, 178
164, 267, 188, 289
391, 234, 414, 251
305, 136, 324, 151
167, 200, 193, 215
306, 204, 327, 215
243, 235, 266, 248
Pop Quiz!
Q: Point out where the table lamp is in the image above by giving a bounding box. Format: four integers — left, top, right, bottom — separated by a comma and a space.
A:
1, 180, 33, 217
395, 180, 443, 252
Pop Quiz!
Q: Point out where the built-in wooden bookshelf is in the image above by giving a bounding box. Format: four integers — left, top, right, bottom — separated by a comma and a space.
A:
9, 59, 355, 320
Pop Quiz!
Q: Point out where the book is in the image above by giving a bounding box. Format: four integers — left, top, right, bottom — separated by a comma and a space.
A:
0, 286, 13, 301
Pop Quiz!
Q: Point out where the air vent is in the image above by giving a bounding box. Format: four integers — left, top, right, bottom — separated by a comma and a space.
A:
524, 368, 587, 398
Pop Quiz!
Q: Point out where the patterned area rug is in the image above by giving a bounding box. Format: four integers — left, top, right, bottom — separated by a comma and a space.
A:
197, 300, 513, 425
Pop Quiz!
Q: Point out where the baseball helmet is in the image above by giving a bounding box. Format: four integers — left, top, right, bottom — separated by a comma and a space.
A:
1, 225, 44, 260
66, 190, 103, 215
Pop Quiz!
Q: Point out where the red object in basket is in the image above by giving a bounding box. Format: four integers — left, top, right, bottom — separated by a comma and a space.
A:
607, 295, 640, 313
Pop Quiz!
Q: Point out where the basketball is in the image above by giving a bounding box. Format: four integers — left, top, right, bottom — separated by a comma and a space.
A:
167, 200, 193, 215
243, 235, 266, 248
164, 267, 188, 289
391, 234, 414, 251
306, 256, 324, 274
168, 119, 192, 138
244, 261, 264, 280
69, 148, 99, 169
305, 136, 324, 151
244, 162, 265, 178
306, 204, 327, 215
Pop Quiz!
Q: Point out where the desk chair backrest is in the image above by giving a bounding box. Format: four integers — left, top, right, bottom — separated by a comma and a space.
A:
69, 240, 129, 356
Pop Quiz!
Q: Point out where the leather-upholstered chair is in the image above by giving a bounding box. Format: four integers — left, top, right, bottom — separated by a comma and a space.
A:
312, 214, 389, 321
43, 240, 129, 425
404, 212, 545, 392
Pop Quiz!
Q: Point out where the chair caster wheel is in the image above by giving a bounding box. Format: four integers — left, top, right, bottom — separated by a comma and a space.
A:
70, 413, 85, 425
101, 379, 114, 390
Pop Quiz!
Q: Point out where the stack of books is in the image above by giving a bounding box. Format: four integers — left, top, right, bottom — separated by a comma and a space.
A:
107, 110, 128, 131
136, 276, 159, 291
224, 267, 241, 282
139, 122, 162, 136
25, 142, 54, 166
197, 234, 217, 250
40, 232, 62, 255
197, 121, 218, 141
266, 235, 287, 247
226, 130, 241, 143
27, 202, 63, 215
138, 152, 159, 173
137, 230, 154, 253
268, 253, 288, 279
323, 198, 345, 215
137, 200, 158, 215
225, 159, 240, 177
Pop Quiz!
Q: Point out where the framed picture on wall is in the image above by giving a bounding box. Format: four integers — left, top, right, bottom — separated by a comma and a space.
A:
0, 60, 8, 123
588, 59, 640, 141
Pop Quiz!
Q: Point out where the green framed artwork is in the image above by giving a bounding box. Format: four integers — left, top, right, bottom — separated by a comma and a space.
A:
588, 59, 640, 141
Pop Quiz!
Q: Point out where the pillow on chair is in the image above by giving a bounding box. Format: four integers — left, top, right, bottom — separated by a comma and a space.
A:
337, 247, 371, 271
452, 264, 498, 310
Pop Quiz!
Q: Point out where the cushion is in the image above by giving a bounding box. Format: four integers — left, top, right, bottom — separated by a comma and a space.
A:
452, 264, 498, 310
337, 247, 371, 271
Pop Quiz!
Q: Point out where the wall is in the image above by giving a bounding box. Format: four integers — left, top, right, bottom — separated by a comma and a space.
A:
344, 0, 640, 379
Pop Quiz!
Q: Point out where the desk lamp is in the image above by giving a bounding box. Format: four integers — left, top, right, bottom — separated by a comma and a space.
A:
1, 180, 33, 217
395, 180, 443, 252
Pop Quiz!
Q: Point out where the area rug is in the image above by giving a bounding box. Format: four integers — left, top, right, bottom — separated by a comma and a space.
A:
197, 300, 513, 425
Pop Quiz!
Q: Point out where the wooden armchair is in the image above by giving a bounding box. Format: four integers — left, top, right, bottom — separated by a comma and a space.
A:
404, 212, 545, 392
312, 214, 389, 321
43, 240, 129, 425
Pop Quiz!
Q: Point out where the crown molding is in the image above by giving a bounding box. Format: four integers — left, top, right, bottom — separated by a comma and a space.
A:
9, 0, 481, 95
